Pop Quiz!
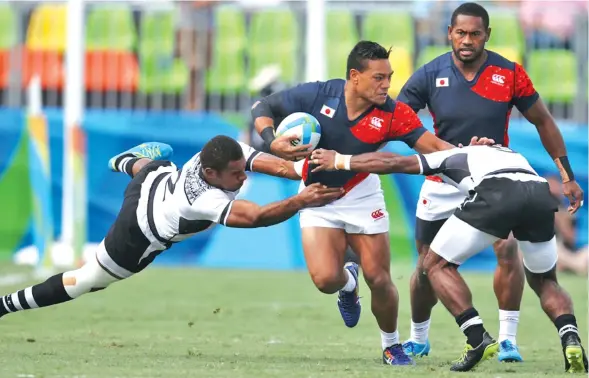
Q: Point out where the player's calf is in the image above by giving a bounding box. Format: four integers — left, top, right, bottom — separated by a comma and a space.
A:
0, 254, 119, 318
520, 238, 588, 373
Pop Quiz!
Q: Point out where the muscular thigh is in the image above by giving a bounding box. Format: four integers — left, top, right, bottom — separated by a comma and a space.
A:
347, 232, 391, 280
302, 227, 348, 279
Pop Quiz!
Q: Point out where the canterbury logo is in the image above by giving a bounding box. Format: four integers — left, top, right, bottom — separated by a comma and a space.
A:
371, 209, 385, 220
491, 74, 505, 85
370, 116, 383, 129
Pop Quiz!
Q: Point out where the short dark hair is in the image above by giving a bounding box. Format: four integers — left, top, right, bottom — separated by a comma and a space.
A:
200, 135, 244, 171
451, 2, 490, 30
346, 41, 391, 80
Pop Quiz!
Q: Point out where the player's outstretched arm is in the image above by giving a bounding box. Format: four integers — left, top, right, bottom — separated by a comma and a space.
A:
310, 149, 422, 175
224, 183, 343, 228
248, 145, 305, 180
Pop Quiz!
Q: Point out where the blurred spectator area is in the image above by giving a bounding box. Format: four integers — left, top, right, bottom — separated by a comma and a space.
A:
0, 0, 586, 124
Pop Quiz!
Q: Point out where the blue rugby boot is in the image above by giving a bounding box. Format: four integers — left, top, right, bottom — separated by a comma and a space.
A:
383, 344, 415, 366
109, 142, 173, 172
337, 262, 361, 328
403, 339, 431, 357
497, 340, 523, 362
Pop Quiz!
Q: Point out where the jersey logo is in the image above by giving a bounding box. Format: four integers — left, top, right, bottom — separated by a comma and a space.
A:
491, 74, 505, 85
370, 116, 383, 130
320, 104, 335, 118
371, 209, 385, 220
435, 77, 449, 87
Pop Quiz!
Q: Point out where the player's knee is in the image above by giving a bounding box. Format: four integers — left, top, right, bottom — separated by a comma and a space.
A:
309, 270, 342, 294
423, 250, 452, 276
62, 258, 119, 298
494, 237, 519, 263
363, 269, 392, 292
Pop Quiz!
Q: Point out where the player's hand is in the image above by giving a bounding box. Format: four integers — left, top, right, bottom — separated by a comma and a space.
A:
563, 180, 584, 214
460, 136, 496, 147
270, 134, 313, 161
310, 149, 337, 172
297, 183, 344, 207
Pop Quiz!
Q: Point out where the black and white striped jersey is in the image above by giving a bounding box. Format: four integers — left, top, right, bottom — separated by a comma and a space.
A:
417, 145, 544, 194
137, 142, 262, 250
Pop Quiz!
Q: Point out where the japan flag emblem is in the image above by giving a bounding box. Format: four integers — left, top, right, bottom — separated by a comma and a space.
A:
435, 78, 449, 87
320, 104, 335, 118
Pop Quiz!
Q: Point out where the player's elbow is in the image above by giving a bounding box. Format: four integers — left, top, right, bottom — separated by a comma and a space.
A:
251, 98, 274, 122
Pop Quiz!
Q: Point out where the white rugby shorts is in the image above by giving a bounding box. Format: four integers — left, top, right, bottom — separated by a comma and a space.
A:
431, 215, 558, 273
416, 178, 465, 222
299, 174, 389, 234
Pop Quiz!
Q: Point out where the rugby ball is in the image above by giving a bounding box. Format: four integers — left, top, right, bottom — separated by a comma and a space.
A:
275, 112, 321, 150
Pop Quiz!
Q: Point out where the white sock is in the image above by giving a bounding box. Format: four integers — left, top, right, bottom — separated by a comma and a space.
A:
381, 329, 399, 350
498, 310, 519, 344
341, 269, 356, 292
409, 319, 431, 344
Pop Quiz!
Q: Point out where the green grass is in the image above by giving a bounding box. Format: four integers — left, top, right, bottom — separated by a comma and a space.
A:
0, 262, 586, 378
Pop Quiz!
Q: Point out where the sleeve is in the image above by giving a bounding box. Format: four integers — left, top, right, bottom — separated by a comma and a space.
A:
397, 67, 430, 113
417, 149, 459, 175
511, 63, 539, 113
386, 101, 428, 147
251, 81, 321, 121
238, 141, 263, 171
190, 189, 234, 225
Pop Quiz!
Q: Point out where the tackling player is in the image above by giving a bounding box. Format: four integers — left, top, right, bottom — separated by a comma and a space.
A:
310, 145, 587, 373
396, 2, 584, 361
251, 40, 490, 365
0, 138, 342, 320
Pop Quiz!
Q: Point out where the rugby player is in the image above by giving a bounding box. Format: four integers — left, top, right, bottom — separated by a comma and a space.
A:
0, 137, 342, 319
310, 144, 587, 373
251, 40, 492, 365
396, 2, 585, 361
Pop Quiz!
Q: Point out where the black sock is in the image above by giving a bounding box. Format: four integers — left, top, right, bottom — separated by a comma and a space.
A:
0, 273, 73, 317
555, 314, 580, 345
456, 308, 486, 347
113, 154, 140, 178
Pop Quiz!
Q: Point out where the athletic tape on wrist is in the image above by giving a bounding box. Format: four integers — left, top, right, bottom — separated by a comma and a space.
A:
555, 156, 575, 182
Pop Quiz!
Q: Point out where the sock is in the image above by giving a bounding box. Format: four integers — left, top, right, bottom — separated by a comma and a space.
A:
113, 154, 140, 177
555, 314, 580, 346
0, 273, 73, 317
410, 319, 431, 344
456, 308, 486, 347
498, 310, 519, 344
341, 269, 356, 292
381, 329, 399, 349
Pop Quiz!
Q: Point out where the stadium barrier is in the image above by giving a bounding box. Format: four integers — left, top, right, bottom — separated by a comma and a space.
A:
0, 108, 586, 272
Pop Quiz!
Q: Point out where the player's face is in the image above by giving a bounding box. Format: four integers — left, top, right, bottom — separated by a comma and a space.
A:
355, 59, 392, 105
448, 15, 490, 64
214, 158, 248, 191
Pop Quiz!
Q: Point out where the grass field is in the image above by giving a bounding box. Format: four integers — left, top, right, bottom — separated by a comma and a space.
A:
0, 262, 586, 378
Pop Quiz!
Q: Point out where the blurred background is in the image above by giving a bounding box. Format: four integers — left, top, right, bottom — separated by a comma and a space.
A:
0, 0, 587, 276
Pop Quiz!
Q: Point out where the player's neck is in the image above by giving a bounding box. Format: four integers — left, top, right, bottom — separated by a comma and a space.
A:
452, 50, 488, 79
344, 82, 373, 120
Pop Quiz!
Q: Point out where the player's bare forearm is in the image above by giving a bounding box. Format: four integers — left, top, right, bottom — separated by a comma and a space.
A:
254, 116, 275, 135
251, 153, 301, 180
225, 184, 342, 228
350, 152, 421, 174
311, 149, 421, 175
225, 198, 305, 228
524, 100, 567, 160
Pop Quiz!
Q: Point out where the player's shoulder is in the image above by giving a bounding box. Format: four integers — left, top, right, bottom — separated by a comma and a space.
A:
378, 97, 416, 117
486, 50, 517, 70
420, 51, 453, 76
318, 78, 346, 97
